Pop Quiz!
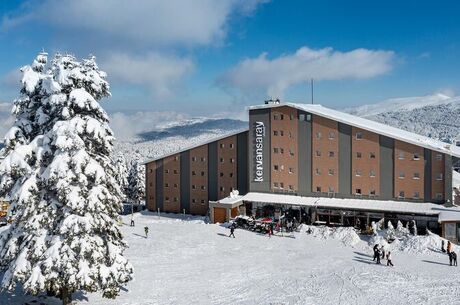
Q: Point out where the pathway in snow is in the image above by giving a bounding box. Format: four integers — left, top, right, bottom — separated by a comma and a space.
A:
1, 212, 460, 305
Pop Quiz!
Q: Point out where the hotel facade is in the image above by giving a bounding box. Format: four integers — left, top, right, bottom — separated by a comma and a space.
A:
144, 101, 460, 234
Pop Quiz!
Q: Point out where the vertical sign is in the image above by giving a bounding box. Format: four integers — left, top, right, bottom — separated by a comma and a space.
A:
254, 121, 265, 182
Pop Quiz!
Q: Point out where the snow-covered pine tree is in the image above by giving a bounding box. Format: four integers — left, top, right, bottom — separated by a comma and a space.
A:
0, 52, 133, 305
113, 153, 129, 200
127, 159, 145, 204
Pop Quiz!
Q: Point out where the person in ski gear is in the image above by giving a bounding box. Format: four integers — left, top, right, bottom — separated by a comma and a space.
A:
144, 226, 149, 238
373, 244, 379, 261
387, 251, 394, 267
452, 251, 458, 266
229, 226, 235, 238
447, 241, 452, 254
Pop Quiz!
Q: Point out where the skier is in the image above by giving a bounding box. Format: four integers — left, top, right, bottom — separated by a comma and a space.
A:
452, 251, 458, 266
229, 226, 235, 238
386, 251, 394, 267
373, 244, 379, 261
380, 245, 386, 260
144, 226, 149, 238
447, 241, 452, 254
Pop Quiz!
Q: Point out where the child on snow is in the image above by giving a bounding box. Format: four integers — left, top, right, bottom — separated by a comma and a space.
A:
144, 226, 149, 238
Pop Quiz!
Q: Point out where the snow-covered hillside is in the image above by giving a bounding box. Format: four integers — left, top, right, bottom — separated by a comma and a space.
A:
113, 118, 247, 164
345, 93, 460, 144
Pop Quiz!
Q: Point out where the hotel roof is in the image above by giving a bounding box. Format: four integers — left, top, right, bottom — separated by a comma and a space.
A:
248, 102, 460, 158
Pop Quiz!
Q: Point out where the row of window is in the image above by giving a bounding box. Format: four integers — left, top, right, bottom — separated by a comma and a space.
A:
164, 197, 206, 204
220, 158, 235, 163
273, 147, 295, 156
273, 165, 295, 173
398, 172, 443, 180
191, 185, 206, 190
220, 172, 234, 178
191, 199, 206, 204
272, 130, 295, 138
191, 156, 206, 162
273, 182, 295, 190
219, 143, 235, 149
273, 113, 312, 121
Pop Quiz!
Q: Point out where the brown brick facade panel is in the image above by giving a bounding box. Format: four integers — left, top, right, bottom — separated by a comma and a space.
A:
270, 106, 299, 193
351, 127, 380, 197
431, 152, 445, 201
163, 154, 181, 213
146, 161, 156, 211
190, 145, 208, 215
312, 116, 339, 193
217, 136, 237, 199
394, 141, 424, 200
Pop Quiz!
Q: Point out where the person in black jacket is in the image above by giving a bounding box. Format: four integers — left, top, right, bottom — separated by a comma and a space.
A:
373, 244, 379, 261
229, 226, 235, 238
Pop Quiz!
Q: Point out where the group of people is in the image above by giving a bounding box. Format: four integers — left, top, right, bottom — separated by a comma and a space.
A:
442, 240, 457, 266
373, 244, 394, 267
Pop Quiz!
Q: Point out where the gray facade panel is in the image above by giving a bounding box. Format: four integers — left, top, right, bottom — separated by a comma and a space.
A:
237, 131, 249, 195
155, 159, 163, 211
248, 108, 271, 192
338, 123, 352, 196
379, 136, 394, 200
445, 154, 453, 205
208, 142, 218, 201
180, 151, 190, 213
298, 110, 312, 195
424, 149, 432, 202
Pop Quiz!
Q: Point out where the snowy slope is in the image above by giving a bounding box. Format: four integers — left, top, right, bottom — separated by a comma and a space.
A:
345, 93, 460, 143
2, 212, 460, 305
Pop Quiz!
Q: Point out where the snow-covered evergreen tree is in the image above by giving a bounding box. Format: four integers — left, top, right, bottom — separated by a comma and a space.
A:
127, 159, 145, 203
0, 52, 133, 305
113, 153, 129, 200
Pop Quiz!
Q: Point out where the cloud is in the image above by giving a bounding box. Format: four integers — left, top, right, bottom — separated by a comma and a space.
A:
1, 68, 21, 88
102, 52, 194, 99
2, 0, 267, 48
218, 46, 395, 98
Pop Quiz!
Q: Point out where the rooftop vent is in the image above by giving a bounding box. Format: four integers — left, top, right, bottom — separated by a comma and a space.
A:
264, 98, 281, 105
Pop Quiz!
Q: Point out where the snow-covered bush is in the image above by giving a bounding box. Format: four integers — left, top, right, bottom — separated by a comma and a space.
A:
0, 52, 133, 304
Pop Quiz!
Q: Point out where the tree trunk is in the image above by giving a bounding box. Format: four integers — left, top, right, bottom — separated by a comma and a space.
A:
61, 287, 72, 305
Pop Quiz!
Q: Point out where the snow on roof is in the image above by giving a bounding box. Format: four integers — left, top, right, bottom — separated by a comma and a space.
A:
227, 192, 460, 216
248, 102, 460, 158
218, 195, 244, 204
438, 208, 460, 222
142, 128, 248, 164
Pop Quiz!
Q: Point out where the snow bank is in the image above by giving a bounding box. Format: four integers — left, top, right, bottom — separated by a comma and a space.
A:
303, 225, 362, 247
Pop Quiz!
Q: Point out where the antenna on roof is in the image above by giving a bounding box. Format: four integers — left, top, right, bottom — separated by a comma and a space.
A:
310, 78, 314, 104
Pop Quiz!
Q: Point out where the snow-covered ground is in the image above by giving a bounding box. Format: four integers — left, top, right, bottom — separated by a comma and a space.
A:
2, 212, 460, 305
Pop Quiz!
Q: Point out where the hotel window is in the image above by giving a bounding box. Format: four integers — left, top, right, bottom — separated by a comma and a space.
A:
413, 172, 420, 180
369, 152, 376, 159
413, 153, 420, 160
355, 188, 362, 195
273, 130, 279, 136
328, 132, 335, 140
436, 173, 443, 181
435, 154, 443, 161
229, 173, 234, 178
164, 183, 169, 187
289, 167, 294, 174
230, 143, 234, 149
173, 197, 178, 202
290, 114, 295, 120
369, 170, 376, 177
274, 165, 279, 171
220, 143, 225, 148
413, 192, 420, 199
328, 187, 334, 193
328, 151, 335, 158
174, 156, 179, 161
288, 132, 293, 138
274, 182, 279, 188
149, 168, 153, 173
220, 173, 224, 177
436, 193, 443, 200
289, 185, 294, 190
220, 158, 224, 163
174, 169, 178, 174
356, 132, 363, 140
299, 114, 305, 121
399, 172, 405, 179
192, 185, 196, 190
192, 157, 197, 162
230, 158, 235, 163
201, 199, 205, 204
280, 183, 284, 189
280, 148, 285, 154
201, 171, 205, 176
280, 114, 284, 120
315, 168, 321, 175
149, 183, 153, 187
328, 169, 334, 176
273, 114, 279, 120
192, 199, 196, 203
280, 131, 284, 136
398, 191, 405, 199
316, 150, 321, 157
289, 150, 295, 156
306, 114, 311, 121
201, 157, 206, 162
398, 152, 405, 160
192, 170, 196, 176
201, 185, 206, 190
355, 170, 362, 177
273, 148, 279, 154
370, 189, 376, 196
316, 132, 322, 139
220, 187, 225, 191
280, 165, 285, 170
174, 183, 178, 188
165, 169, 170, 174
316, 186, 322, 193
356, 152, 362, 159
165, 196, 170, 202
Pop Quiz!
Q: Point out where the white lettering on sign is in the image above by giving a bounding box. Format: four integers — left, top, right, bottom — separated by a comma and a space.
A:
254, 121, 264, 182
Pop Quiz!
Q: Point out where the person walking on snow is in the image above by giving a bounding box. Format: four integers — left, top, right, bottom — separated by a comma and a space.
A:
130, 215, 135, 227
380, 245, 386, 260
373, 244, 379, 261
376, 248, 381, 264
387, 251, 394, 267
229, 226, 235, 238
144, 226, 149, 238
452, 251, 457, 266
